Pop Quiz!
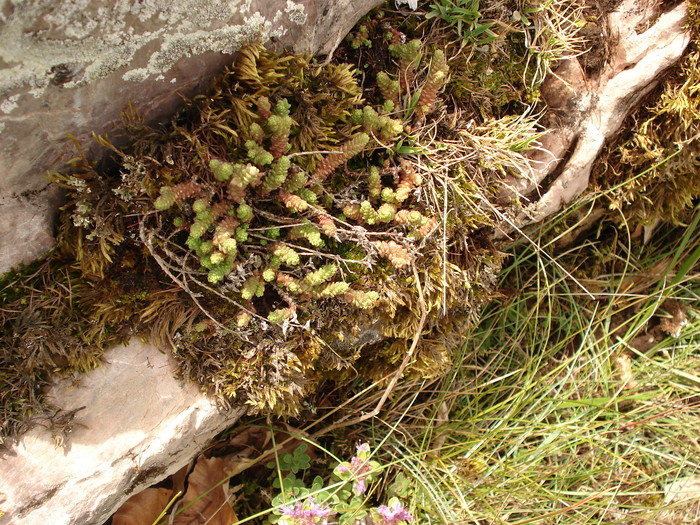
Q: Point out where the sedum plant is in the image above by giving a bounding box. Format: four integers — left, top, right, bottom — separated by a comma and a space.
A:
1, 35, 506, 442
136, 44, 460, 342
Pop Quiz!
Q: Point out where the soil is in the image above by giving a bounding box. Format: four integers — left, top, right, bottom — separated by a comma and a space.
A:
332, 19, 395, 101
578, 0, 620, 74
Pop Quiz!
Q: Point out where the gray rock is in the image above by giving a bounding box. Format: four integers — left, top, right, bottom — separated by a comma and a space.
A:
0, 185, 62, 272
0, 339, 245, 525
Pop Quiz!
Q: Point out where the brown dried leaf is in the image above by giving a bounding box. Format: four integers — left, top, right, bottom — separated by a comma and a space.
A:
220, 424, 312, 477
112, 487, 173, 525
172, 457, 237, 525
171, 462, 194, 496
220, 426, 272, 476
228, 426, 272, 455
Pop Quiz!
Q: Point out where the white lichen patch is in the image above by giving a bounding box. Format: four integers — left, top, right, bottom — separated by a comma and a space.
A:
0, 64, 34, 99
129, 17, 282, 82
285, 0, 307, 25
0, 0, 294, 96
0, 94, 20, 114
241, 0, 255, 15
43, 0, 101, 40
122, 68, 150, 83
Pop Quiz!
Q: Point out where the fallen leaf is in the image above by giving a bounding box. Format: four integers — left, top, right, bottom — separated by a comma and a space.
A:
221, 426, 272, 476
220, 424, 313, 477
227, 426, 272, 451
172, 456, 237, 525
171, 461, 194, 495
112, 487, 173, 525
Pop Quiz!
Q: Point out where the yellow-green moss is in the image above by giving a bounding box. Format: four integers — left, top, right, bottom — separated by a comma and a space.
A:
594, 46, 700, 224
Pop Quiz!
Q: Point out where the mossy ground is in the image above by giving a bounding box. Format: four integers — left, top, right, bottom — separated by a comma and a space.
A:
0, 2, 531, 446
2, 0, 697, 468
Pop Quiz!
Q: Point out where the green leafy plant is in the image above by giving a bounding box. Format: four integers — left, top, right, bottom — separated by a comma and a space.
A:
382, 40, 451, 119
266, 443, 312, 475
425, 0, 497, 47
266, 443, 411, 525
346, 25, 372, 49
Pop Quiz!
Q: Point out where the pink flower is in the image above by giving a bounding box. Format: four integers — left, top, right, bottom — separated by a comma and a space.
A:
279, 497, 335, 525
374, 499, 412, 524
335, 442, 374, 495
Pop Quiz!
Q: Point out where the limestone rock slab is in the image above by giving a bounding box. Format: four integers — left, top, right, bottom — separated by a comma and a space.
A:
0, 339, 245, 525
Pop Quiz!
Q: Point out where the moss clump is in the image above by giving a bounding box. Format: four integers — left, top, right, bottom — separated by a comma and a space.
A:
1, 38, 511, 446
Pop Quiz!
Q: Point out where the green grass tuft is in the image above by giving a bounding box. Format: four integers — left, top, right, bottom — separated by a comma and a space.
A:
349, 202, 700, 523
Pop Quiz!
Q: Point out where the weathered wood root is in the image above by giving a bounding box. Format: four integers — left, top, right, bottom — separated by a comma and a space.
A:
498, 0, 691, 227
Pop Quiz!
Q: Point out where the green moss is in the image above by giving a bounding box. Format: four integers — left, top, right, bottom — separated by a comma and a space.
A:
1, 35, 516, 445
447, 38, 533, 118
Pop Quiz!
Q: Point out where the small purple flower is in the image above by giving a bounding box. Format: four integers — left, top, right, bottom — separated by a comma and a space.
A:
356, 442, 371, 454
335, 442, 374, 495
279, 496, 335, 525
374, 499, 412, 525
